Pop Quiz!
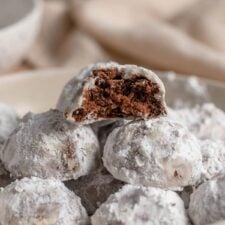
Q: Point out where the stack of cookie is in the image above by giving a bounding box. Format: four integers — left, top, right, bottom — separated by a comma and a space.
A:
0, 62, 225, 225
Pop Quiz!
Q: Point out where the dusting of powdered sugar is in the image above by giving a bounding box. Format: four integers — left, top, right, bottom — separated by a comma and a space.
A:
173, 76, 209, 109
168, 103, 225, 141
0, 103, 19, 146
0, 103, 19, 178
160, 72, 210, 109
0, 109, 100, 181
186, 76, 208, 96
189, 172, 225, 225
103, 117, 203, 190
0, 177, 89, 225
199, 140, 225, 181
91, 184, 189, 225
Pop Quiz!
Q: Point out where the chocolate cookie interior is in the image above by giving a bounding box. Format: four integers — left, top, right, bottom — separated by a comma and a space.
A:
72, 68, 166, 122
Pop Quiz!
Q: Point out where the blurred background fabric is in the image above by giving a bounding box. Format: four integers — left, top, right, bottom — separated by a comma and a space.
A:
3, 0, 225, 81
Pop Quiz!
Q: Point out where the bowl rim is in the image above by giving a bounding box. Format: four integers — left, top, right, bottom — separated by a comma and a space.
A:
0, 0, 42, 34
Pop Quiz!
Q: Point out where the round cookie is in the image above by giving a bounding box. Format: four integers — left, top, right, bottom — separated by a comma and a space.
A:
103, 118, 203, 190
91, 184, 189, 225
65, 167, 124, 215
168, 103, 225, 141
0, 109, 100, 181
189, 172, 225, 225
200, 139, 225, 181
57, 62, 167, 124
0, 177, 89, 225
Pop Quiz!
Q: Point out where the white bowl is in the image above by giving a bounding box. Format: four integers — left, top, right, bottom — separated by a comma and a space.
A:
0, 68, 224, 116
0, 0, 43, 71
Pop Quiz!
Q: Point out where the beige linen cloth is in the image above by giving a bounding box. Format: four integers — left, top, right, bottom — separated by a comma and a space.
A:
3, 0, 225, 82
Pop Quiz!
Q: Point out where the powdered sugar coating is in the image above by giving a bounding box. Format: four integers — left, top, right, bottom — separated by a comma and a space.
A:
0, 103, 19, 178
200, 140, 225, 181
189, 173, 225, 225
0, 177, 89, 225
0, 110, 100, 181
103, 118, 203, 190
57, 62, 166, 124
0, 103, 19, 147
168, 103, 225, 141
91, 184, 189, 225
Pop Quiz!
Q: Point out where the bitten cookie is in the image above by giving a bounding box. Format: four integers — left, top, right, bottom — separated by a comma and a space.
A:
0, 177, 89, 225
189, 172, 225, 225
91, 184, 189, 225
57, 62, 167, 124
0, 109, 100, 181
103, 118, 203, 190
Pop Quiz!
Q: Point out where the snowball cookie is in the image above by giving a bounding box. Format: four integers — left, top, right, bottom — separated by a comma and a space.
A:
57, 62, 167, 124
0, 103, 19, 148
200, 140, 225, 181
0, 177, 89, 225
168, 103, 225, 141
65, 167, 124, 215
189, 172, 225, 225
103, 118, 203, 190
0, 109, 100, 181
91, 184, 189, 225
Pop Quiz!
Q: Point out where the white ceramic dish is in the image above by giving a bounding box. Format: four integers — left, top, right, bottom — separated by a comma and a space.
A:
0, 68, 224, 116
0, 0, 43, 71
